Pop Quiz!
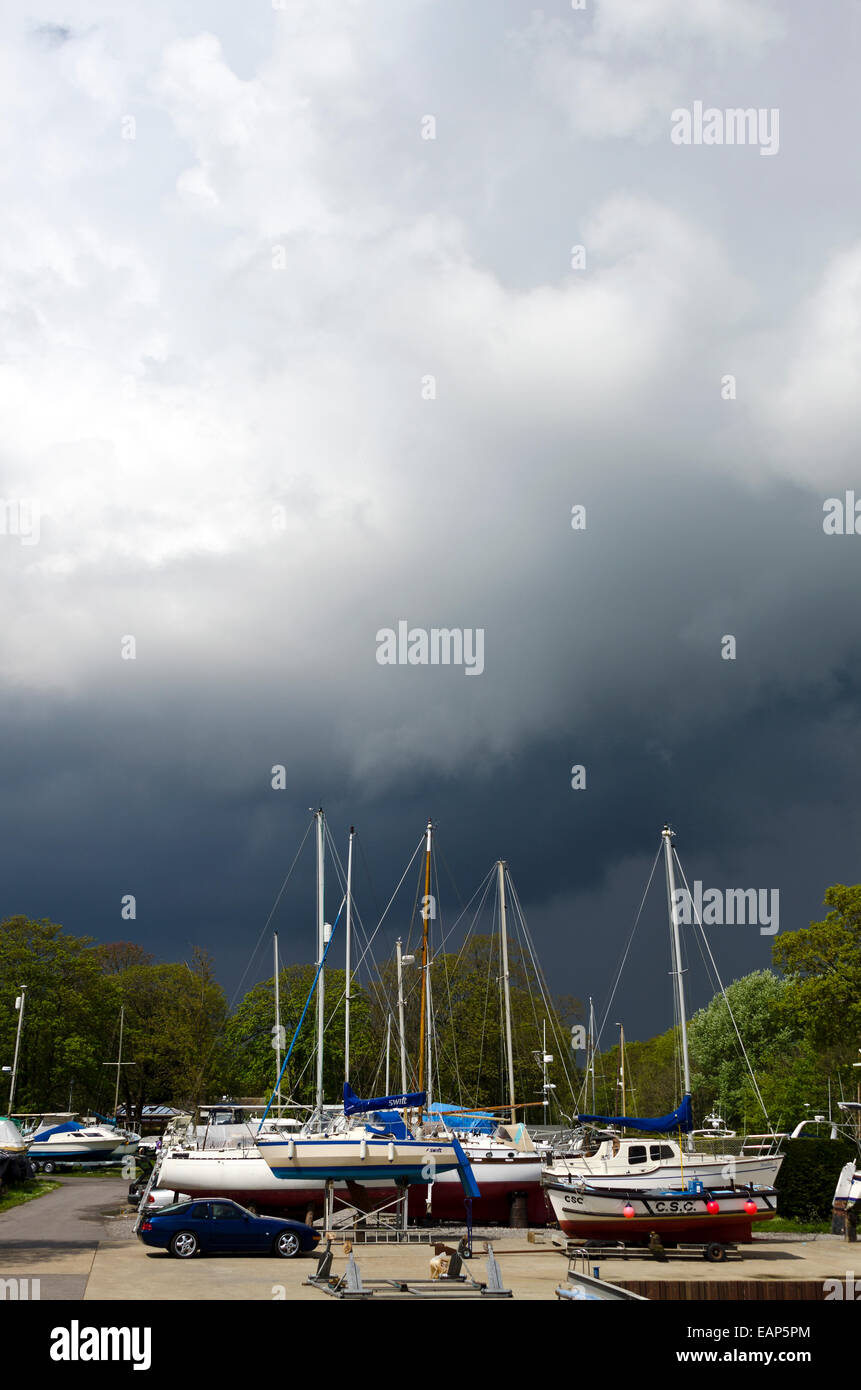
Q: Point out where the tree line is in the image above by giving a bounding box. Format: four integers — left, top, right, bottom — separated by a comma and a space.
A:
2, 882, 860, 1132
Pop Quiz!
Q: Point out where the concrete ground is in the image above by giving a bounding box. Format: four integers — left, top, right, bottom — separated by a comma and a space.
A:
1, 1178, 856, 1300
0, 1174, 129, 1300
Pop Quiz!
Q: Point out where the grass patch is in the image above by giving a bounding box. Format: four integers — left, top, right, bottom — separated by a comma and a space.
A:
0, 1178, 62, 1215
765, 1217, 832, 1235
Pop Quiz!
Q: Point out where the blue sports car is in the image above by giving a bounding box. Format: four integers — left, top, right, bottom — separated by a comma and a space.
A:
138, 1198, 321, 1259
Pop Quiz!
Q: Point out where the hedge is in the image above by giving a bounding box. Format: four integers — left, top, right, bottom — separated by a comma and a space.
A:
773, 1137, 857, 1222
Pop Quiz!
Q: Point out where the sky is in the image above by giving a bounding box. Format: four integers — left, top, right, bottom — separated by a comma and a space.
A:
1, 0, 861, 1053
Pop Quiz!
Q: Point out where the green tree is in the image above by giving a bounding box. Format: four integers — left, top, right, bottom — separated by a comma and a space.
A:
687, 970, 799, 1130
114, 949, 228, 1122
0, 916, 118, 1113
772, 883, 861, 1063
223, 965, 377, 1106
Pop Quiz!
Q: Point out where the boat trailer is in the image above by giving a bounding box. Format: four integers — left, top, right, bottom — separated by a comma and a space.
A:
304, 1238, 512, 1299
563, 1237, 742, 1264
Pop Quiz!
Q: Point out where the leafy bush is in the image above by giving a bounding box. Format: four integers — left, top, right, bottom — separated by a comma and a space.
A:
774, 1138, 857, 1222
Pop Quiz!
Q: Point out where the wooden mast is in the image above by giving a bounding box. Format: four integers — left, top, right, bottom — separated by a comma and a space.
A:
417, 821, 432, 1097
498, 860, 517, 1127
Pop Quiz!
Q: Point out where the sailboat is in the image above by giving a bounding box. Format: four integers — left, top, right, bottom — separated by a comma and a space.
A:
253, 816, 477, 1203
403, 851, 546, 1223
543, 826, 780, 1241
157, 813, 477, 1216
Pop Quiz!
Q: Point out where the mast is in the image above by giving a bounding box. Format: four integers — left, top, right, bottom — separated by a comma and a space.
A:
114, 1006, 125, 1117
385, 1016, 391, 1095
618, 1023, 626, 1119
662, 824, 692, 1099
417, 821, 432, 1095
344, 826, 355, 1086
274, 934, 281, 1109
588, 996, 597, 1113
396, 938, 411, 1095
102, 1005, 134, 1123
8, 986, 26, 1114
498, 860, 517, 1127
315, 808, 325, 1126
426, 956, 434, 1113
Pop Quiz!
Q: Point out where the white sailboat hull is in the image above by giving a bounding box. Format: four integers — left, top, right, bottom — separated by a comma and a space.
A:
255, 1132, 464, 1184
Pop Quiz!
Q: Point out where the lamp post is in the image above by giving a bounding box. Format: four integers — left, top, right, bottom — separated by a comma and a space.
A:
8, 986, 27, 1114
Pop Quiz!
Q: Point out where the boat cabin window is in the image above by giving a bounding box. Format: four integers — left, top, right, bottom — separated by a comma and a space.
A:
628, 1145, 647, 1164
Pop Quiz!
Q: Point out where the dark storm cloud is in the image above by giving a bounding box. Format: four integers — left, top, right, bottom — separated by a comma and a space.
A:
2, 0, 861, 1049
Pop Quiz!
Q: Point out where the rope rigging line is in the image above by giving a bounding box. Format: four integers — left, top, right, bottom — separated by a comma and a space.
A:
595, 842, 663, 1052
672, 849, 773, 1129
505, 871, 579, 1111
184, 816, 316, 1107
228, 815, 315, 1012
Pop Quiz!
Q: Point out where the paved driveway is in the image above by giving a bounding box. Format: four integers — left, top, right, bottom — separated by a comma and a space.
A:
0, 1175, 128, 1300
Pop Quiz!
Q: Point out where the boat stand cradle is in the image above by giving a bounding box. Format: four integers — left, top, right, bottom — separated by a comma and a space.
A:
304, 1240, 513, 1299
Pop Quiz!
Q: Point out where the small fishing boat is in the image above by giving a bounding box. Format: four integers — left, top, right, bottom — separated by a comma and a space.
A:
543, 1174, 777, 1244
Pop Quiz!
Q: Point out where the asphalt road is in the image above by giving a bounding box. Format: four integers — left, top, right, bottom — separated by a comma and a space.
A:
0, 1175, 129, 1300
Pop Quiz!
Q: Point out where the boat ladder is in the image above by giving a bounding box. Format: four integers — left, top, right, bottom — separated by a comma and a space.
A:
132, 1155, 161, 1234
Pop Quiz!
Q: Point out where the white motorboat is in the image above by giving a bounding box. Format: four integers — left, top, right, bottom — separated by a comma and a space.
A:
546, 1132, 781, 1190
27, 1120, 138, 1168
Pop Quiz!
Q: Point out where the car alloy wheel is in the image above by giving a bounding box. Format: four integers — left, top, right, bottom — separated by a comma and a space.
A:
274, 1231, 301, 1259
170, 1230, 199, 1259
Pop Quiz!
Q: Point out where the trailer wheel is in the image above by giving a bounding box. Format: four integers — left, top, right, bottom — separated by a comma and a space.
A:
41, 1160, 55, 1174
705, 1242, 727, 1263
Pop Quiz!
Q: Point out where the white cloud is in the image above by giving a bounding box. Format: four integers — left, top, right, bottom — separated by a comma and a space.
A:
523, 0, 783, 142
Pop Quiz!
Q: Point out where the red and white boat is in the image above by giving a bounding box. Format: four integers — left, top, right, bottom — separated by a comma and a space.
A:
543, 1175, 777, 1244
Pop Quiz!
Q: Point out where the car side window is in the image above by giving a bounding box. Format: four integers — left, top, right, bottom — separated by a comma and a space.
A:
211, 1203, 237, 1220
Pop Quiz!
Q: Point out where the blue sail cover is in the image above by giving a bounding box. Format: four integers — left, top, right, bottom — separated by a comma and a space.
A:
577, 1093, 694, 1134
32, 1121, 83, 1141
427, 1102, 496, 1135
343, 1083, 427, 1117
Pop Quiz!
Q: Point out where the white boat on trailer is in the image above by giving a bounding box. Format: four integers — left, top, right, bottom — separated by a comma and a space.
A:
27, 1120, 138, 1169
543, 1174, 778, 1245
544, 826, 784, 1202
